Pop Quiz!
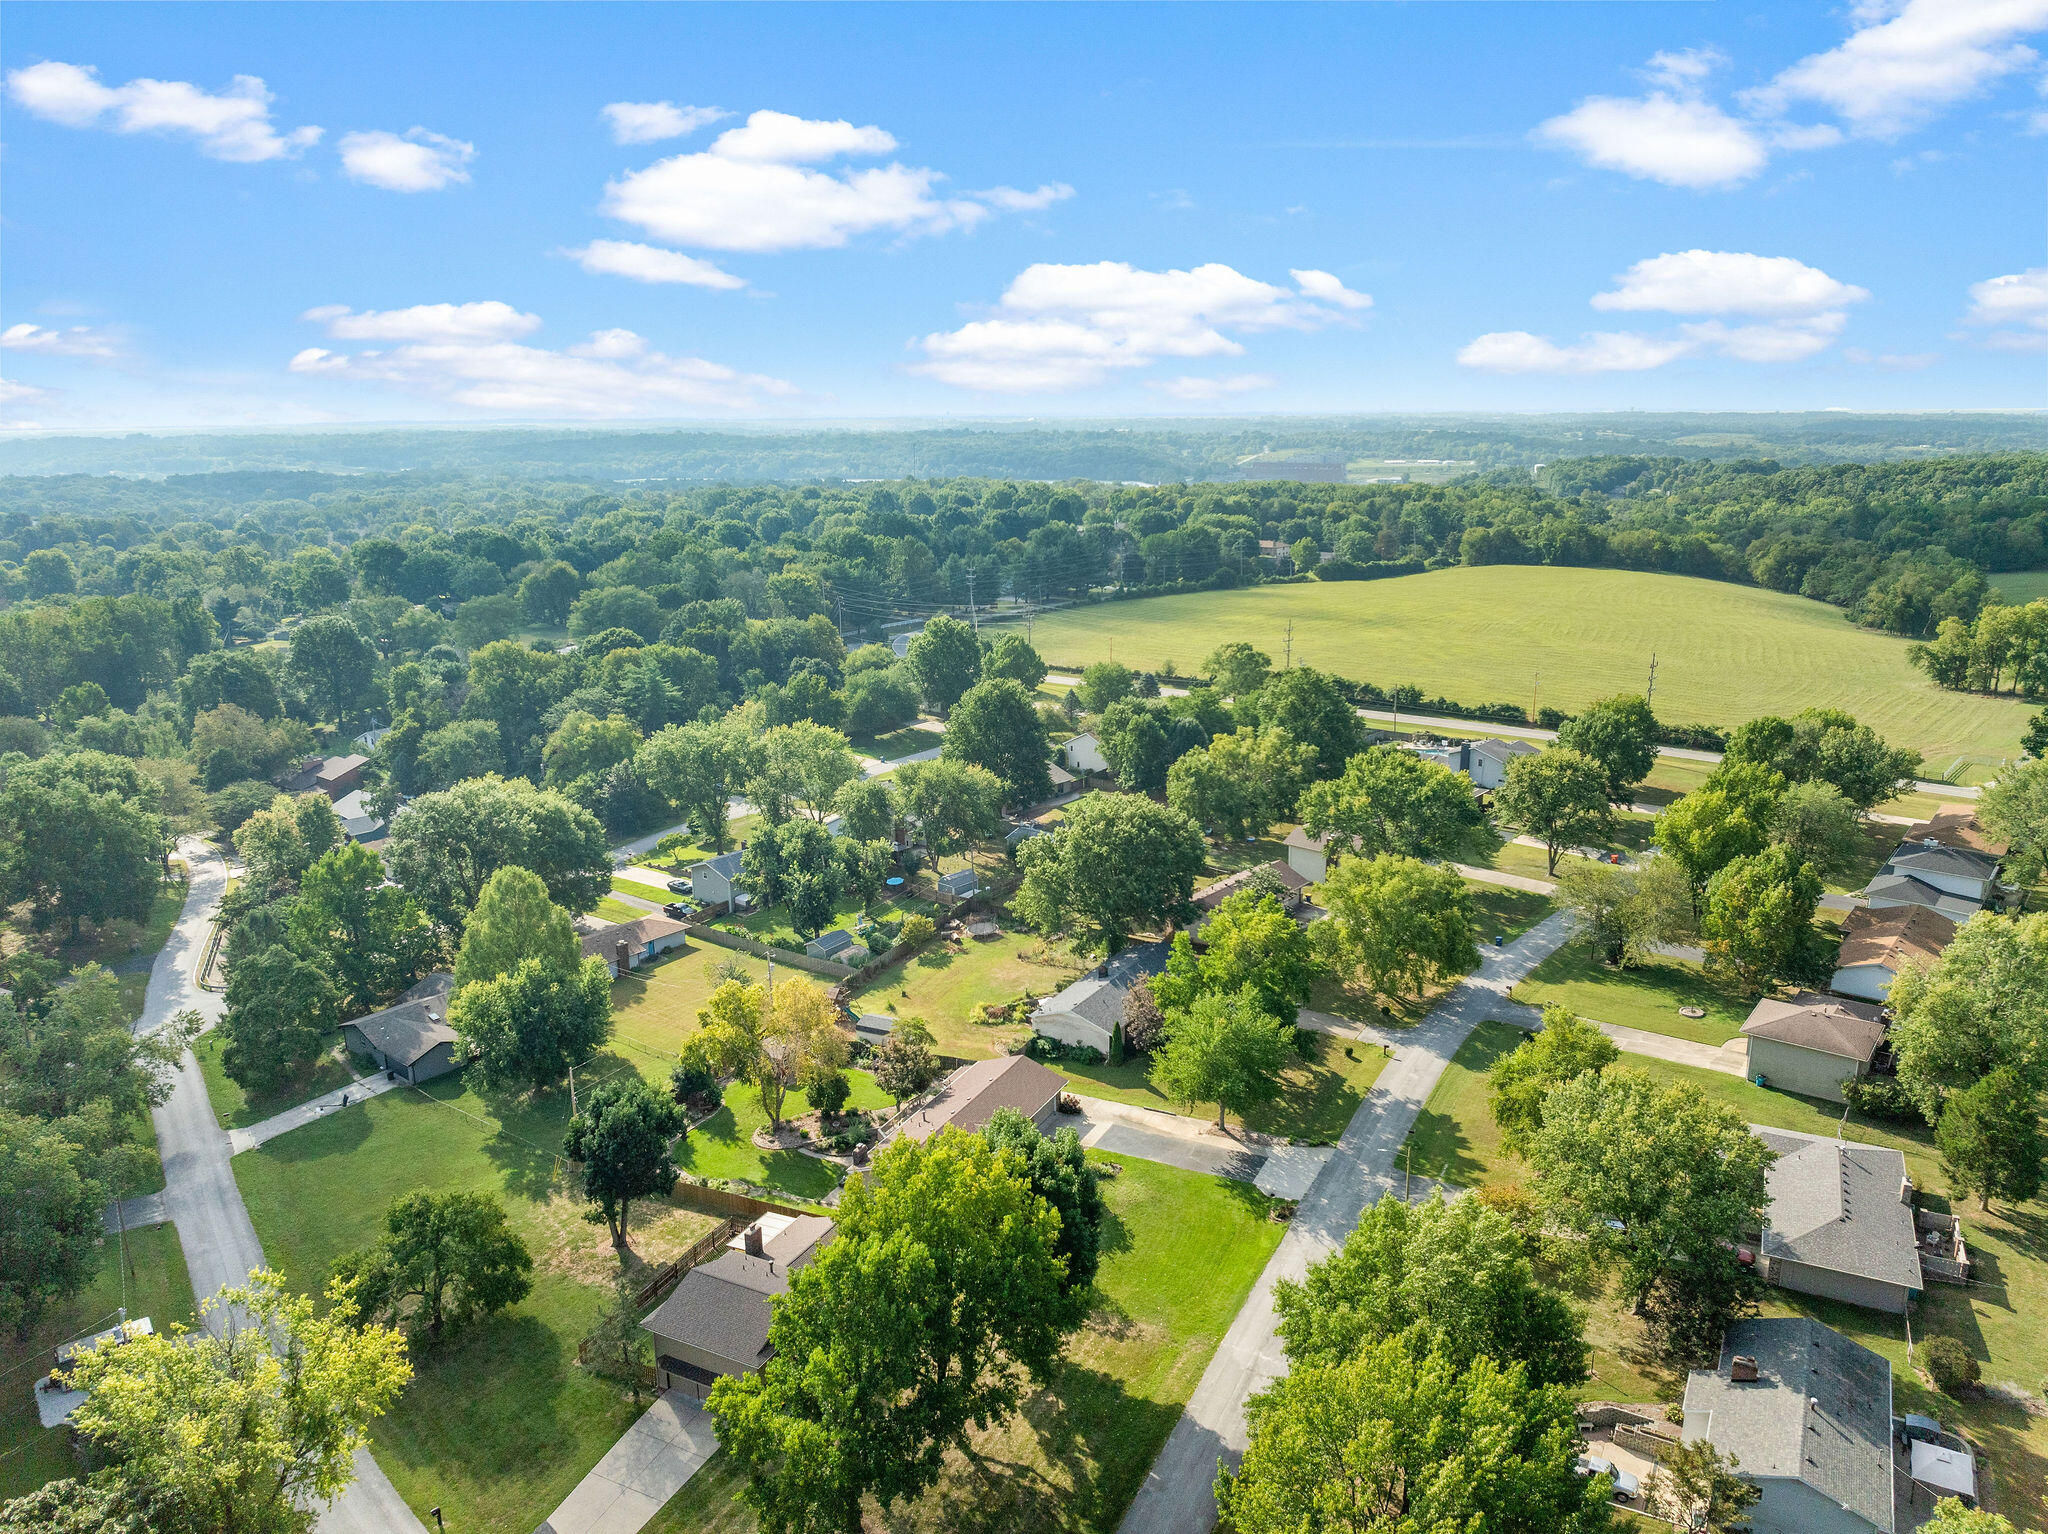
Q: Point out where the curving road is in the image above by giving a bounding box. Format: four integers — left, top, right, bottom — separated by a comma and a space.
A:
136, 837, 427, 1534
1115, 908, 1580, 1534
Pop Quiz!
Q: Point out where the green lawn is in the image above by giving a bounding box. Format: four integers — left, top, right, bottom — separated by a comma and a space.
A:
849, 915, 1088, 1060
651, 1151, 1286, 1534
608, 944, 776, 1064
1512, 942, 1755, 1046
847, 722, 941, 760
591, 895, 649, 924
612, 876, 676, 905
1465, 881, 1555, 942
0, 1221, 196, 1501
675, 1070, 891, 1202
716, 889, 940, 955
234, 1068, 726, 1534
194, 1029, 357, 1130
1400, 1034, 2048, 1526
1058, 1027, 1389, 1144
1026, 567, 2034, 762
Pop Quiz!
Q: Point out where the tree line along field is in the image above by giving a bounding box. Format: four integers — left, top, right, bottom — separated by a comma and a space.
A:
1024, 566, 2038, 766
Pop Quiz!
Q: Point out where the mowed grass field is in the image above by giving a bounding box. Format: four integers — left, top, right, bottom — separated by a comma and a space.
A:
1025, 567, 2034, 762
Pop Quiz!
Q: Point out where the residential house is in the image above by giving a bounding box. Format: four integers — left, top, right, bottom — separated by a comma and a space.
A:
1282, 825, 1332, 883
804, 928, 870, 966
935, 867, 980, 900
1465, 737, 1539, 791
642, 1214, 834, 1399
1063, 731, 1108, 774
1740, 992, 1887, 1103
1681, 1317, 1931, 1534
1756, 1129, 1923, 1314
1029, 939, 1169, 1054
579, 914, 691, 977
329, 788, 386, 843
1045, 762, 1077, 793
280, 752, 370, 798
1831, 906, 1957, 1003
689, 850, 745, 907
1860, 873, 1980, 924
890, 1055, 1065, 1143
1879, 840, 2000, 906
1896, 806, 2005, 860
1191, 860, 1310, 930
343, 973, 460, 1083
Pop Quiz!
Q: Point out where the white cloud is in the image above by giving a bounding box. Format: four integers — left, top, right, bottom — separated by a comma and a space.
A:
1963, 266, 2048, 349
1533, 90, 1767, 188
600, 100, 727, 144
5, 60, 321, 162
912, 260, 1368, 393
1290, 268, 1373, 310
1591, 251, 1869, 317
1644, 47, 1727, 89
1843, 346, 1941, 370
563, 240, 747, 290
1457, 330, 1696, 374
290, 306, 796, 416
598, 108, 1051, 254
339, 128, 475, 192
301, 302, 541, 343
0, 378, 51, 404
973, 182, 1075, 212
1151, 373, 1278, 401
1749, 0, 2048, 137
1462, 249, 1866, 372
1, 322, 123, 359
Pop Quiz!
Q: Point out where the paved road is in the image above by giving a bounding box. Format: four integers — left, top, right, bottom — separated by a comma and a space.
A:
136, 837, 428, 1534
1116, 907, 1580, 1534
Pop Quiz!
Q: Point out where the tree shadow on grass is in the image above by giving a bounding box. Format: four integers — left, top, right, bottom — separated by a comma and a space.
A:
254, 1094, 376, 1164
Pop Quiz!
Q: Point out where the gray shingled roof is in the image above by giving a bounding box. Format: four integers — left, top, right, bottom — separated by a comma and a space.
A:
808, 928, 855, 957
640, 1218, 831, 1367
1032, 940, 1169, 1033
1740, 992, 1886, 1063
693, 851, 744, 881
1682, 1317, 1894, 1534
1887, 843, 1999, 880
346, 973, 456, 1067
1862, 873, 1980, 922
1759, 1130, 1923, 1294
1469, 737, 1538, 764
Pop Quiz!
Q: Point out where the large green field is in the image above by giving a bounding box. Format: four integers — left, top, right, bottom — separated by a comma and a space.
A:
1025, 567, 2034, 763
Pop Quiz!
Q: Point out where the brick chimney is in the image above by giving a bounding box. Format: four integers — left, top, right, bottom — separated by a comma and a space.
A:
1730, 1355, 1759, 1382
743, 1223, 765, 1258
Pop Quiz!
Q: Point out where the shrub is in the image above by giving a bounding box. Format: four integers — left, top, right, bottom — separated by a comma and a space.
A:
1122, 975, 1166, 1053
805, 1067, 851, 1119
1844, 1075, 1925, 1123
670, 1062, 720, 1106
1923, 1336, 1979, 1395
897, 913, 937, 949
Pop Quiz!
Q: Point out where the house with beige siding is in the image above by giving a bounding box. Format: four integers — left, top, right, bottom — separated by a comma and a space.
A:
1740, 992, 1886, 1103
1757, 1129, 1923, 1315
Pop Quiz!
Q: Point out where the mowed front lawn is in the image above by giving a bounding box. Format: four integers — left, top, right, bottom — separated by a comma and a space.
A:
234, 1068, 725, 1534
650, 1151, 1287, 1534
1059, 1028, 1389, 1145
0, 1220, 196, 1502
1512, 942, 1755, 1046
1465, 881, 1555, 943
849, 918, 1088, 1060
195, 1029, 355, 1130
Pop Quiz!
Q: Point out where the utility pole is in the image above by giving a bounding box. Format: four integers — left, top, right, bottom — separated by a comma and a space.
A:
1530, 668, 1540, 722
1282, 621, 1294, 671
966, 572, 979, 635
1646, 652, 1658, 705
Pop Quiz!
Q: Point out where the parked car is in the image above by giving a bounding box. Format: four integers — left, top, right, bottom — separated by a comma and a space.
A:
666, 878, 690, 893
664, 901, 693, 918
1573, 1455, 1640, 1502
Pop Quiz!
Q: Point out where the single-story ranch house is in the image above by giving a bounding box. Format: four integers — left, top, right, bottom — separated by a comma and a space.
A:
1830, 905, 1956, 1003
890, 1055, 1065, 1143
343, 973, 459, 1083
642, 1214, 834, 1399
1030, 939, 1169, 1055
1757, 1129, 1924, 1315
1739, 992, 1887, 1103
580, 914, 691, 977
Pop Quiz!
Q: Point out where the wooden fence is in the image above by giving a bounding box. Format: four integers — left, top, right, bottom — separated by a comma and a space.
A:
668, 1179, 828, 1222
683, 924, 860, 978
632, 1214, 749, 1310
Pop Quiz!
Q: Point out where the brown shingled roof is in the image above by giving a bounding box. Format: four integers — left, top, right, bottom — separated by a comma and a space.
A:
1740, 991, 1886, 1063
1836, 905, 1957, 973
1898, 805, 2007, 858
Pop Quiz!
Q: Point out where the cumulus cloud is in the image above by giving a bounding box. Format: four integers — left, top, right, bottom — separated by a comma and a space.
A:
290, 303, 796, 416
301, 302, 542, 343
1643, 47, 1726, 89
1291, 269, 1373, 310
1, 322, 124, 359
601, 100, 727, 144
1461, 249, 1866, 372
1150, 373, 1278, 401
563, 240, 747, 289
338, 127, 475, 192
1747, 0, 2048, 137
912, 261, 1369, 393
1591, 251, 1869, 316
597, 108, 1054, 254
0, 378, 52, 405
1963, 266, 2048, 350
5, 60, 321, 162
1533, 90, 1767, 188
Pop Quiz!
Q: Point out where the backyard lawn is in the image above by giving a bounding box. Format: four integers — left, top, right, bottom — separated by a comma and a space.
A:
1058, 1028, 1389, 1144
847, 722, 940, 760
608, 944, 774, 1063
674, 1069, 891, 1202
194, 1029, 355, 1130
1512, 942, 1755, 1046
650, 1151, 1286, 1534
716, 888, 940, 954
0, 1220, 196, 1501
848, 917, 1088, 1059
234, 1068, 726, 1534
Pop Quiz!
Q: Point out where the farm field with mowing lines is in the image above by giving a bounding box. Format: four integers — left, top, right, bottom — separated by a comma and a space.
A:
1025, 567, 2033, 762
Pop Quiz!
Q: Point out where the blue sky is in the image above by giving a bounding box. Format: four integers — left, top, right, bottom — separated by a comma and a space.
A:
2, 1, 2044, 429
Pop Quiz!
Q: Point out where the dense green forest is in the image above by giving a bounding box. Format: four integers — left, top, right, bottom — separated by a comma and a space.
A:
1, 410, 2043, 480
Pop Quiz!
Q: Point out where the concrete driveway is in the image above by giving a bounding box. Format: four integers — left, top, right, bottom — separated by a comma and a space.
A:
537, 1390, 719, 1534
1088, 1121, 1268, 1182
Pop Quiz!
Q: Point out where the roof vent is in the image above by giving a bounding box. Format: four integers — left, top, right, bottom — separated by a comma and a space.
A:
1730, 1355, 1760, 1382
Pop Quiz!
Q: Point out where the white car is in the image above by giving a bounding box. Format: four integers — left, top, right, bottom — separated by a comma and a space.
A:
1574, 1454, 1641, 1502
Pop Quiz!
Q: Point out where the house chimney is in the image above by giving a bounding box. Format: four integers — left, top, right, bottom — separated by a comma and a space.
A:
1730, 1355, 1759, 1382
743, 1223, 765, 1258
1901, 1175, 1915, 1206
615, 940, 631, 971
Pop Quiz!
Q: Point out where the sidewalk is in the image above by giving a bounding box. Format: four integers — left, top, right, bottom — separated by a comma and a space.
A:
227, 1071, 403, 1155
536, 1389, 719, 1534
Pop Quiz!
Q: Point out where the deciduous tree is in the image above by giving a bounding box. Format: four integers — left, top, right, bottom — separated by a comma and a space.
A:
1700, 844, 1823, 993
332, 1190, 533, 1340
1556, 693, 1659, 802
942, 677, 1052, 804
449, 955, 613, 1095
454, 865, 580, 990
1489, 1006, 1620, 1158
1313, 854, 1478, 1002
1166, 726, 1318, 842
0, 1110, 108, 1342
1299, 743, 1500, 864
1203, 641, 1272, 698
289, 843, 435, 1015
221, 945, 341, 1096
1936, 1067, 2043, 1212
1887, 912, 2048, 1116
0, 751, 164, 940
1494, 748, 1615, 876
1250, 665, 1364, 777
1650, 1438, 1760, 1533
1768, 779, 1865, 877
564, 1075, 688, 1246
1150, 986, 1292, 1131
640, 718, 752, 853
286, 614, 379, 726
982, 1107, 1107, 1293
1013, 791, 1205, 946
383, 774, 611, 931
871, 1030, 941, 1105
904, 614, 982, 714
